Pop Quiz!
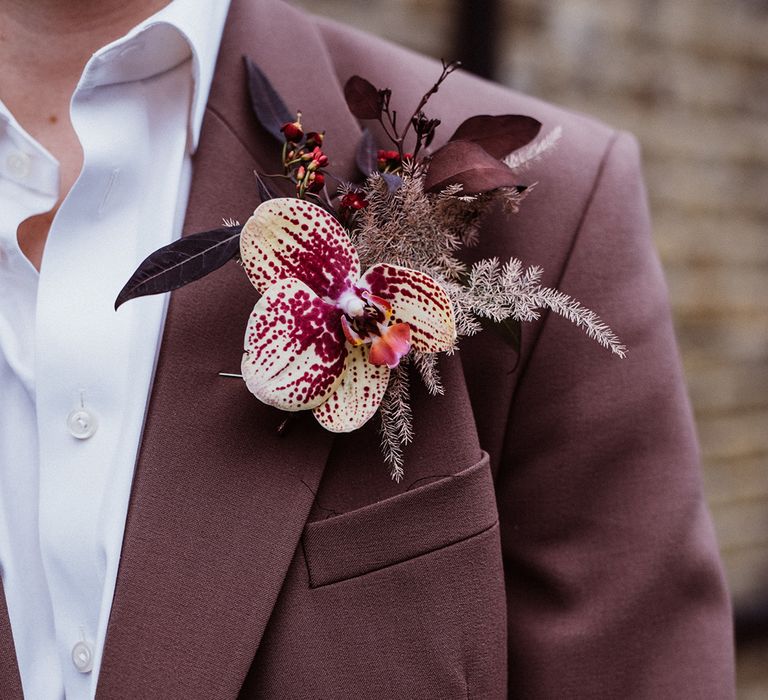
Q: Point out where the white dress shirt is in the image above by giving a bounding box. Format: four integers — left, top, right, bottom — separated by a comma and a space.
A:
0, 1, 230, 697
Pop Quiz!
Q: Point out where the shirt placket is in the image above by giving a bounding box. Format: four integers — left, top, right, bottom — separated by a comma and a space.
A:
0, 112, 66, 698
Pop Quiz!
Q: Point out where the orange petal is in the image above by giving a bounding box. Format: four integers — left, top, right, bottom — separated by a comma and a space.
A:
369, 323, 411, 369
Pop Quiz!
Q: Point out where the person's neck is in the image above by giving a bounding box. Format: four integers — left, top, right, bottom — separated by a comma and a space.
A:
0, 0, 171, 270
0, 0, 171, 133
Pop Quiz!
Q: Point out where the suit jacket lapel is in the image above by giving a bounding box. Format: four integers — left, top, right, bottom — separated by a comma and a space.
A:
97, 1, 360, 695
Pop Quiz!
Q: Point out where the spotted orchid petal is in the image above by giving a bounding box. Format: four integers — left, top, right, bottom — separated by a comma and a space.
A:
361, 263, 456, 352
313, 344, 390, 432
240, 198, 360, 300
241, 277, 347, 411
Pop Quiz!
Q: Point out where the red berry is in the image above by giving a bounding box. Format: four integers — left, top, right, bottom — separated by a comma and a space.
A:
306, 173, 325, 193
305, 131, 324, 148
281, 120, 303, 143
310, 147, 329, 167
341, 192, 368, 210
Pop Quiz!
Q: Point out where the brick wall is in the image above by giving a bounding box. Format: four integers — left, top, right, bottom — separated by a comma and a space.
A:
497, 0, 768, 613
288, 0, 768, 690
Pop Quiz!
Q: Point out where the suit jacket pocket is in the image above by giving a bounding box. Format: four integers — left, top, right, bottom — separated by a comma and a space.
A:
302, 452, 497, 587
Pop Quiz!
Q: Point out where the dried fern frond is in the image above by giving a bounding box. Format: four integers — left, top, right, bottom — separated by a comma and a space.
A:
499, 184, 533, 215
504, 126, 563, 172
336, 181, 357, 198
352, 172, 466, 281
379, 361, 414, 481
465, 258, 626, 357
531, 287, 627, 358
335, 124, 626, 478
412, 352, 444, 396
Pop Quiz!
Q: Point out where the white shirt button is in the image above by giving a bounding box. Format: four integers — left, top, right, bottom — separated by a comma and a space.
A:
5, 151, 31, 180
71, 640, 94, 673
67, 409, 98, 439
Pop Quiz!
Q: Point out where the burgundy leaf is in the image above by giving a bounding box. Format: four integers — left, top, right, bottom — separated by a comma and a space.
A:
500, 317, 522, 353
448, 115, 541, 159
254, 171, 280, 203
355, 128, 379, 176
424, 140, 520, 194
480, 315, 522, 354
244, 56, 294, 142
115, 226, 241, 310
344, 76, 383, 120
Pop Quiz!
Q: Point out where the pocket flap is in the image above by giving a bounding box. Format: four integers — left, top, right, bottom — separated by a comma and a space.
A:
302, 453, 497, 587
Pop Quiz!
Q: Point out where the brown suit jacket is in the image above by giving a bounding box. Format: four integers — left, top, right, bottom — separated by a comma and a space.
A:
0, 0, 736, 697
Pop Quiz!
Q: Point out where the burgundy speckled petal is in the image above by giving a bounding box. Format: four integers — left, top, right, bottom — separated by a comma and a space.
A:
361, 263, 456, 352
313, 344, 390, 433
241, 278, 347, 411
240, 198, 360, 300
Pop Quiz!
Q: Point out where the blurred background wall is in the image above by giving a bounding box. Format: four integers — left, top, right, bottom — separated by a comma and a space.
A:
289, 0, 768, 695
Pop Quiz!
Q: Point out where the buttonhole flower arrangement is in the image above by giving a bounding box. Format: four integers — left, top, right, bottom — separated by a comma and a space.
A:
116, 58, 626, 480
238, 198, 455, 434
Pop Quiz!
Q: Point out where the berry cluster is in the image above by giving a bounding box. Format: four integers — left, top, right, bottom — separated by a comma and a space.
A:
280, 113, 329, 197
376, 149, 412, 174
338, 191, 369, 225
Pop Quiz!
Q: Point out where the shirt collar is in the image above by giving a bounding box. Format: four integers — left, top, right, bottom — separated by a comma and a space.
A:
80, 0, 231, 153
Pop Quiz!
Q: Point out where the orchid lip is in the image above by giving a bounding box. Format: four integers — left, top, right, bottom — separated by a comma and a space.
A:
338, 291, 412, 371
368, 322, 412, 368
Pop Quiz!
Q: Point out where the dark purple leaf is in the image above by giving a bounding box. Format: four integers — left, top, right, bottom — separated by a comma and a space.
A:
115, 226, 241, 310
355, 128, 379, 176
258, 173, 298, 200
501, 317, 522, 351
477, 316, 521, 366
254, 171, 279, 203
448, 115, 541, 159
424, 140, 520, 194
244, 56, 294, 142
344, 76, 383, 120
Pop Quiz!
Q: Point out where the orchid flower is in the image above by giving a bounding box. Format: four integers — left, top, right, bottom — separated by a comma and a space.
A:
239, 198, 456, 432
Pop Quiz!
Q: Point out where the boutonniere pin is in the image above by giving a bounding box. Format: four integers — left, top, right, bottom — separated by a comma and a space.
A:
116, 59, 625, 480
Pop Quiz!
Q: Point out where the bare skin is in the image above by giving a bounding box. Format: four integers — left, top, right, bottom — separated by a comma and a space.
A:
0, 0, 171, 269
